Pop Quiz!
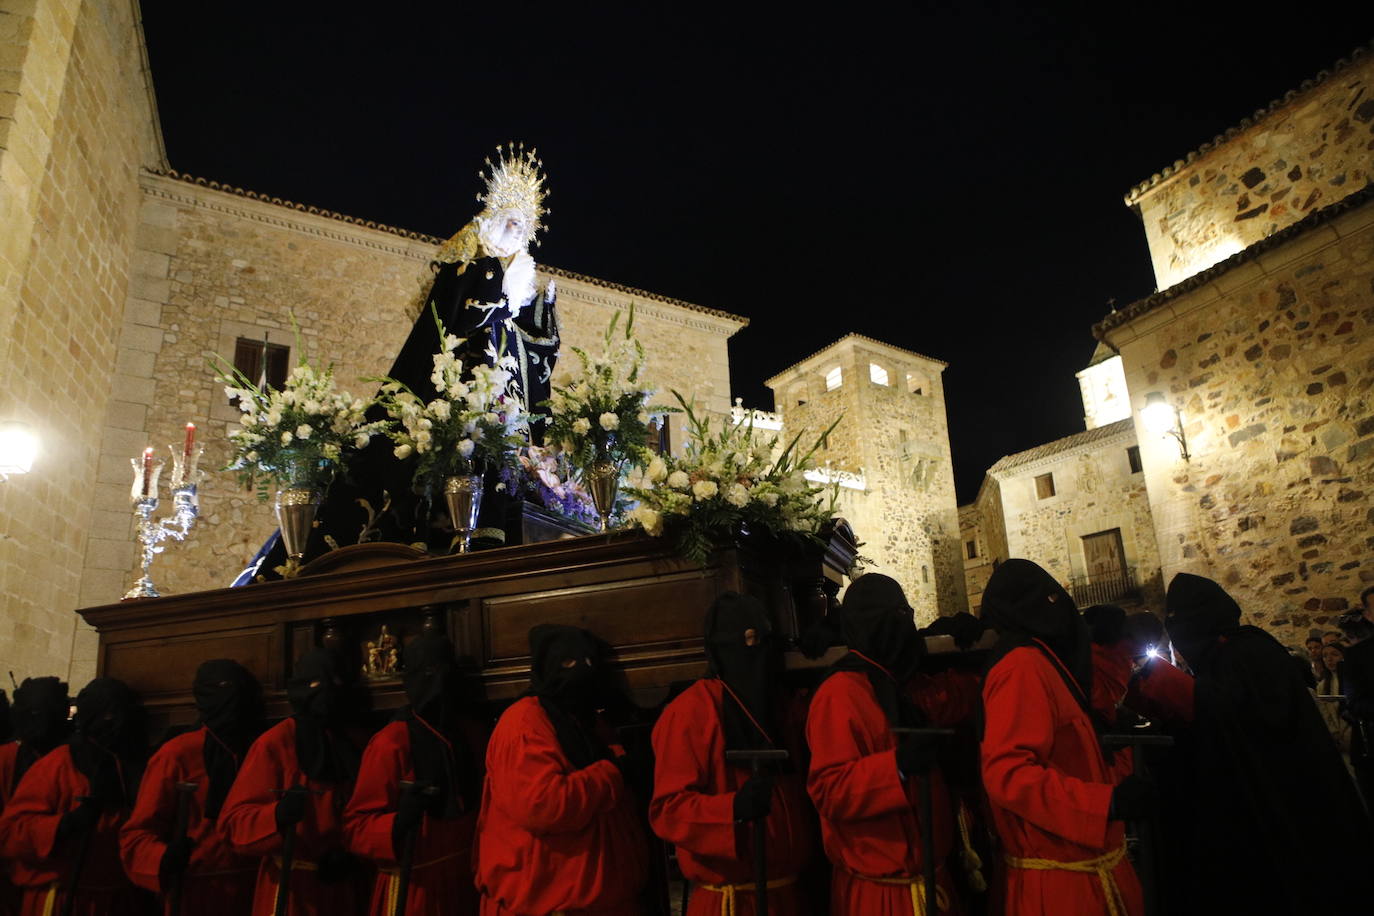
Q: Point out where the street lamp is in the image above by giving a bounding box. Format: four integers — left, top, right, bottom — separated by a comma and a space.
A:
0, 422, 39, 481
1140, 392, 1189, 461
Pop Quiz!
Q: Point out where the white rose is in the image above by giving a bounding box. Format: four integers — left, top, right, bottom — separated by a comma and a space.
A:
323, 443, 340, 460
303, 400, 322, 414
280, 431, 293, 445
759, 492, 780, 507
430, 399, 451, 420
630, 505, 664, 536
353, 433, 370, 450
418, 417, 433, 430
295, 424, 313, 440
724, 483, 750, 507
647, 455, 668, 482
266, 409, 283, 426
571, 417, 592, 436
667, 470, 691, 489
394, 444, 412, 459
458, 438, 475, 458
599, 412, 620, 431
692, 479, 718, 501
484, 412, 500, 426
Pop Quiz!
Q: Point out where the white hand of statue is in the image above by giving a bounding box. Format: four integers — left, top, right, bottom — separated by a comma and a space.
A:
503, 250, 537, 313
544, 278, 556, 303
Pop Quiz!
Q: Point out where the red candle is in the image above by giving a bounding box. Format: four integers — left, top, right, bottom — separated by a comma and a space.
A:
141, 447, 154, 497
183, 422, 196, 464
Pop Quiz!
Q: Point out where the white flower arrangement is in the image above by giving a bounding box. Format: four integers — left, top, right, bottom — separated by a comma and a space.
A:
218, 355, 387, 497
371, 312, 529, 494
542, 305, 673, 468
624, 392, 841, 565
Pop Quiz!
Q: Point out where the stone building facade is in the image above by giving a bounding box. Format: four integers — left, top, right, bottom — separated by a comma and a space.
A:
765, 335, 965, 622
1097, 47, 1374, 647
0, 0, 164, 683
961, 346, 1164, 614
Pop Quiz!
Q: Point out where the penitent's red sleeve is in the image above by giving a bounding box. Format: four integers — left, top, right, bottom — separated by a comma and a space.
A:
648, 688, 738, 859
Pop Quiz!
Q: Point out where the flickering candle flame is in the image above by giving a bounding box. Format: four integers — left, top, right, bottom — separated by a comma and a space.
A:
141, 447, 154, 497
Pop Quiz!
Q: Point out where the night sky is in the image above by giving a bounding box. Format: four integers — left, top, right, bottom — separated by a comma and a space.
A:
139, 5, 1374, 501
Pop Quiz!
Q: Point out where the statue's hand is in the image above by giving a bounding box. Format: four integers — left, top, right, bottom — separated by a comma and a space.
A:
544, 277, 556, 304
503, 250, 537, 312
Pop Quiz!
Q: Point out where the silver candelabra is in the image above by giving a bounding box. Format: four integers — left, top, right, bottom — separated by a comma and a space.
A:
125, 429, 202, 599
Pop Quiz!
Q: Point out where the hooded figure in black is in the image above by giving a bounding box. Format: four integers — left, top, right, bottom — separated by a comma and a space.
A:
286, 648, 361, 786
1164, 572, 1374, 914
704, 592, 782, 754
193, 659, 263, 820
981, 558, 1094, 721
529, 625, 614, 771
68, 677, 146, 811
828, 573, 927, 730
9, 676, 70, 792
396, 632, 479, 819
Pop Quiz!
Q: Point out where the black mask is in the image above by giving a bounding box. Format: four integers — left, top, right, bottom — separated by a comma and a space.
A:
830, 574, 927, 728
287, 648, 359, 784
1165, 572, 1243, 669
193, 659, 262, 819
403, 633, 460, 724
982, 559, 1094, 715
12, 676, 69, 753
704, 592, 779, 752
528, 625, 611, 769
70, 677, 145, 807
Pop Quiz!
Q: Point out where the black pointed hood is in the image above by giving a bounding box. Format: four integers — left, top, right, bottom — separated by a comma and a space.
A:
703, 592, 779, 752
1166, 572, 1243, 668
981, 559, 1093, 704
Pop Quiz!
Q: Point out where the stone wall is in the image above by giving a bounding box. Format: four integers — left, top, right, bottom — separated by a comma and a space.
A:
958, 502, 995, 613
1129, 50, 1374, 291
0, 0, 162, 684
1099, 195, 1374, 648
85, 173, 744, 605
766, 335, 965, 622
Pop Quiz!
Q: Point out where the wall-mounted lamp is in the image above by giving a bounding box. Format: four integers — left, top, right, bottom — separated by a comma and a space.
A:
0, 422, 39, 481
1140, 392, 1189, 461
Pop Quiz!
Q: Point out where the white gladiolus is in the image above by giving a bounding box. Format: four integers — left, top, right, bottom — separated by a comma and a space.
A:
692, 479, 718, 501
394, 444, 413, 459
667, 470, 691, 489
647, 455, 668, 482
572, 417, 592, 436
458, 438, 475, 458
295, 424, 313, 440
724, 483, 750, 507
599, 412, 620, 431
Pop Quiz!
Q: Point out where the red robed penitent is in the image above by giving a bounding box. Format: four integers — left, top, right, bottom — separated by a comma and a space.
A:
474, 696, 647, 916
981, 643, 1142, 916
649, 678, 815, 916
219, 717, 369, 916
0, 745, 146, 916
118, 727, 257, 916
343, 720, 481, 916
806, 669, 961, 916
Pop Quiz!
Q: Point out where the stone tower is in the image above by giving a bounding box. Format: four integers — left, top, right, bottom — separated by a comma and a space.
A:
765, 334, 966, 622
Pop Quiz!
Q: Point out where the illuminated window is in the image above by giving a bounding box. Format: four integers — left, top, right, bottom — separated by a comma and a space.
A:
869, 363, 889, 386
906, 372, 925, 395
1035, 473, 1056, 499
825, 366, 843, 391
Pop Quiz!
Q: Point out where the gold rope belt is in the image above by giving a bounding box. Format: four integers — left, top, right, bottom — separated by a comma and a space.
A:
1005, 844, 1128, 916
382, 851, 468, 916
696, 874, 798, 916
845, 870, 949, 915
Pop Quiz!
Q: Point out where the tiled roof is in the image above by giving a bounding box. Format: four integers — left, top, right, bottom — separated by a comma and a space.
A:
1095, 181, 1374, 339
147, 168, 748, 327
1123, 43, 1372, 205
765, 332, 947, 385
987, 417, 1135, 475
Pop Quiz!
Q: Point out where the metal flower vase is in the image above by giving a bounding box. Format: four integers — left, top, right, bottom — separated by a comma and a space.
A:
444, 474, 484, 553
585, 457, 622, 533
275, 486, 322, 572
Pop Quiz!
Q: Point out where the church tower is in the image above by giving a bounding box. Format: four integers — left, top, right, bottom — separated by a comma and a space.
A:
765, 334, 965, 622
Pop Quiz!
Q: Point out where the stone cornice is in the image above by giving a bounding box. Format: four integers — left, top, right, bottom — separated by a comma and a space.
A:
987, 419, 1137, 481
1123, 43, 1372, 206
139, 169, 748, 334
